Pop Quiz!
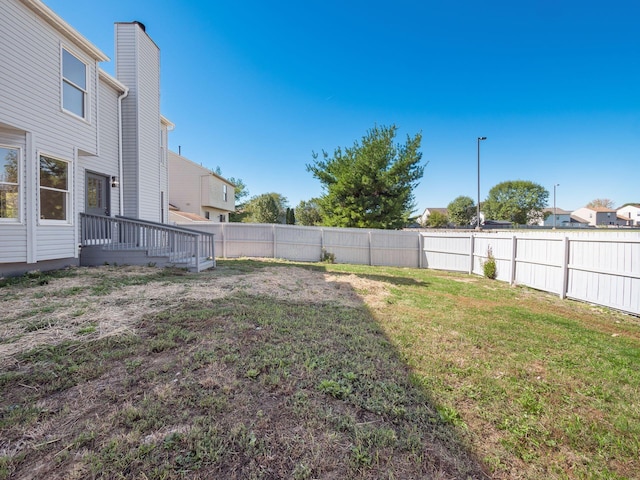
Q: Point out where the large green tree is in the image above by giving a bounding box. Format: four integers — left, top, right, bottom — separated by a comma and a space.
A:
306, 125, 424, 229
447, 195, 476, 226
296, 198, 323, 226
243, 193, 288, 224
426, 210, 449, 227
483, 180, 548, 225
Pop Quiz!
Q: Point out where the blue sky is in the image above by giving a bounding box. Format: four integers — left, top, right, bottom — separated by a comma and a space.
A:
45, 0, 639, 213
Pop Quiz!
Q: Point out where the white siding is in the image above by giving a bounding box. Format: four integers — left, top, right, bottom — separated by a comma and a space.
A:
77, 76, 122, 216
0, 227, 28, 263
115, 23, 139, 218
36, 227, 75, 260
116, 22, 163, 222
0, 0, 99, 160
0, 0, 110, 268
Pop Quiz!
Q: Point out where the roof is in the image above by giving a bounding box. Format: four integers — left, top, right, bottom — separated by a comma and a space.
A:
543, 207, 572, 215
170, 210, 210, 222
570, 215, 590, 224
423, 208, 448, 214
582, 206, 617, 213
98, 69, 127, 93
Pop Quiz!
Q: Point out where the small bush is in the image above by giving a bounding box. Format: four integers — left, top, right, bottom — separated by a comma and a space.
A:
483, 247, 497, 279
321, 248, 336, 264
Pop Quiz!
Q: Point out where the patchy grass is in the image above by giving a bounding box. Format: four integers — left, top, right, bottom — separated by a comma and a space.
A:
1, 260, 638, 479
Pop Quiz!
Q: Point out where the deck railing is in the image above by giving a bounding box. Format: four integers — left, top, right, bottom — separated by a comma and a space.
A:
80, 213, 215, 270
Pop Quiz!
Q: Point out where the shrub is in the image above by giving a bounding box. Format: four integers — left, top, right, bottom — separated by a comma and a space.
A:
483, 247, 497, 279
321, 248, 335, 264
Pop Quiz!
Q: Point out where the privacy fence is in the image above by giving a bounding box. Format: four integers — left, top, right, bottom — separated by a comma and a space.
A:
186, 223, 640, 316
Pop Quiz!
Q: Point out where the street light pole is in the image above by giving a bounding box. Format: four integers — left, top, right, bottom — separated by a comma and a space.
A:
476, 137, 487, 230
553, 183, 560, 229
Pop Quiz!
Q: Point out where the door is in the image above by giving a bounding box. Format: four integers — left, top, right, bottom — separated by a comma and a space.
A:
86, 172, 109, 216
84, 172, 111, 244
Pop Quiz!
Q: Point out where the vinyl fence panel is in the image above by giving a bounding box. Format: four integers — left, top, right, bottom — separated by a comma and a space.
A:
422, 234, 471, 272
566, 238, 640, 314
274, 225, 323, 262
514, 236, 565, 295
370, 230, 421, 268
323, 228, 371, 265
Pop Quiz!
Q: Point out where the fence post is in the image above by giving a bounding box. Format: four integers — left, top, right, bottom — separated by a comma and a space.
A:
469, 234, 475, 275
273, 224, 277, 259
368, 231, 373, 266
560, 236, 569, 299
510, 235, 517, 285
320, 228, 324, 261
222, 223, 226, 258
195, 234, 201, 272
418, 233, 423, 269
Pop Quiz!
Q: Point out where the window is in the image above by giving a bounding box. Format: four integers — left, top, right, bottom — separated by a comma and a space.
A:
39, 155, 69, 221
62, 48, 87, 118
0, 145, 19, 220
223, 184, 228, 202
205, 211, 210, 219
219, 214, 226, 222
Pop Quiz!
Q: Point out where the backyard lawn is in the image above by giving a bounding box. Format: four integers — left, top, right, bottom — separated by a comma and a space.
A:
1, 259, 638, 479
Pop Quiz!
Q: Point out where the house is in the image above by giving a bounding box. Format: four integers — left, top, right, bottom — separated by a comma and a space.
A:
540, 207, 572, 227
168, 151, 235, 223
0, 0, 212, 276
617, 204, 640, 226
571, 206, 626, 227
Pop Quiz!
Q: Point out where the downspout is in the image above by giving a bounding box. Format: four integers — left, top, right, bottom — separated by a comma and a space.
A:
164, 123, 175, 223
117, 86, 129, 215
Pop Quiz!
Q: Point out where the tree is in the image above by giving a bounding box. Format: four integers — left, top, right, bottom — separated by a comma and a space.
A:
447, 196, 475, 226
228, 177, 249, 206
483, 180, 548, 225
426, 210, 449, 227
243, 192, 288, 224
296, 198, 323, 226
306, 124, 425, 229
228, 178, 250, 222
587, 198, 615, 209
285, 207, 296, 225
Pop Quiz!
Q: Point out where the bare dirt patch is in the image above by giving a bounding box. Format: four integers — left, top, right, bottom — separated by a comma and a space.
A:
0, 265, 389, 367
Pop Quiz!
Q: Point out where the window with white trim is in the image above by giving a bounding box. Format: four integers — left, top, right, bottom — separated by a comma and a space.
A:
62, 48, 87, 118
39, 155, 69, 221
223, 184, 228, 202
0, 145, 19, 221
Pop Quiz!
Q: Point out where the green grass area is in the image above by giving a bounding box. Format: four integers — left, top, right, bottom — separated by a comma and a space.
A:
1, 260, 638, 479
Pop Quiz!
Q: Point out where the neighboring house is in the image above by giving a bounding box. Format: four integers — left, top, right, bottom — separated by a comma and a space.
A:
617, 204, 640, 226
0, 0, 178, 276
418, 207, 448, 226
168, 151, 235, 223
572, 206, 626, 227
541, 208, 572, 227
